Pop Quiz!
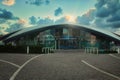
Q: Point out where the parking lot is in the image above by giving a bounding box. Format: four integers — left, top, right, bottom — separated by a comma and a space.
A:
0, 53, 120, 80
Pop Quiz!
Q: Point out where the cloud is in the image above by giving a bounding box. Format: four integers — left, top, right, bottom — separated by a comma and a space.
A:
96, 7, 110, 18
27, 0, 120, 31
77, 0, 120, 30
28, 15, 73, 25
92, 17, 110, 29
0, 8, 19, 20
37, 17, 54, 25
0, 24, 9, 34
0, 8, 27, 34
45, 0, 50, 5
54, 7, 63, 16
76, 8, 95, 25
55, 17, 68, 24
29, 16, 37, 25
6, 23, 24, 33
2, 0, 15, 6
95, 0, 120, 28
25, 0, 50, 6
109, 21, 120, 28
3, 18, 29, 33
29, 16, 54, 25
6, 20, 26, 33
0, 19, 6, 24
18, 19, 27, 25
76, 16, 90, 25
107, 10, 120, 22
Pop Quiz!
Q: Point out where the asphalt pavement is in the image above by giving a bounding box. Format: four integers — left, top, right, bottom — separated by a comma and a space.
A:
0, 52, 120, 80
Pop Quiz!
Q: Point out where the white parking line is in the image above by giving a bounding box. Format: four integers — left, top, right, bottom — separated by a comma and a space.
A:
109, 54, 120, 60
9, 55, 42, 80
0, 59, 20, 68
81, 60, 120, 80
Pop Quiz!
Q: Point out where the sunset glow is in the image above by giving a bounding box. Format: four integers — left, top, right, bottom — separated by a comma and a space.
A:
65, 15, 76, 23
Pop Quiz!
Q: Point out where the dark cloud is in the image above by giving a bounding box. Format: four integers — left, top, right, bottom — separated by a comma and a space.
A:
28, 0, 120, 30
76, 16, 90, 25
76, 9, 95, 25
95, 0, 120, 28
29, 16, 37, 25
45, 0, 50, 5
54, 7, 63, 16
0, 8, 23, 34
107, 10, 120, 22
25, 0, 50, 6
109, 21, 120, 28
93, 18, 109, 28
96, 7, 110, 18
29, 16, 54, 25
6, 23, 24, 33
0, 8, 19, 20
95, 0, 120, 17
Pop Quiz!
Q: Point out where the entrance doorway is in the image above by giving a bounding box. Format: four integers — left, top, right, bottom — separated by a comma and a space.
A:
59, 37, 79, 49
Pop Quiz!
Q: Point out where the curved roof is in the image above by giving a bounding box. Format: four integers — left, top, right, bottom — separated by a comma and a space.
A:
1, 24, 120, 43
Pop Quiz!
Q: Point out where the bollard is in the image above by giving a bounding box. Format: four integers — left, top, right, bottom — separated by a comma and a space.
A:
117, 48, 120, 54
27, 46, 29, 54
47, 48, 49, 54
85, 47, 98, 54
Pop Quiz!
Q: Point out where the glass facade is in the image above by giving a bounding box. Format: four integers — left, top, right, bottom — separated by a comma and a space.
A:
11, 27, 112, 50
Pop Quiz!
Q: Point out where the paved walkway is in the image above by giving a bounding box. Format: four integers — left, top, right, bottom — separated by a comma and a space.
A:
0, 53, 120, 80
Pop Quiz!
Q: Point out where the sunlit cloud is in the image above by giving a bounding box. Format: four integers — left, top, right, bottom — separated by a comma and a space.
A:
18, 19, 27, 25
2, 0, 15, 6
18, 19, 31, 27
65, 15, 76, 23
0, 24, 9, 34
45, 15, 52, 19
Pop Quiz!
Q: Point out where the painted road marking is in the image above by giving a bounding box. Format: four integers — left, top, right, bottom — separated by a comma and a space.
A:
9, 55, 42, 80
109, 54, 120, 60
0, 59, 20, 68
81, 60, 120, 80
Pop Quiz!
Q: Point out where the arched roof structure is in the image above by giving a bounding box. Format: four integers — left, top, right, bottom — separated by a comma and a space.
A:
1, 24, 120, 43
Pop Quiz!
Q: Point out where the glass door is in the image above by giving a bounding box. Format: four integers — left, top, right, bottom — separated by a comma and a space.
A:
59, 38, 78, 49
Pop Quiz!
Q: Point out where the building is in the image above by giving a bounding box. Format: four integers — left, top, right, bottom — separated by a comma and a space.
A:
1, 24, 120, 50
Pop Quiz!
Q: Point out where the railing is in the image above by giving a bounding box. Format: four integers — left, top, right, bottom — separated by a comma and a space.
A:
42, 47, 54, 54
111, 46, 120, 54
85, 47, 98, 54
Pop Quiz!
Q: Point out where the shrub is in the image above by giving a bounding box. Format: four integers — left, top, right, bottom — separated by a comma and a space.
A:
0, 45, 43, 54
99, 50, 117, 54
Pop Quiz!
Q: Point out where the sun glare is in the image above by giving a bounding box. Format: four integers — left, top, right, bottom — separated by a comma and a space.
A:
65, 15, 76, 23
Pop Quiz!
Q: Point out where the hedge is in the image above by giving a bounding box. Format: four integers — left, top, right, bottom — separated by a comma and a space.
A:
98, 50, 117, 54
0, 45, 43, 54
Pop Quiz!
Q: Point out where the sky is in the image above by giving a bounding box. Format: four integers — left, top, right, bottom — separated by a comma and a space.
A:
0, 0, 120, 35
